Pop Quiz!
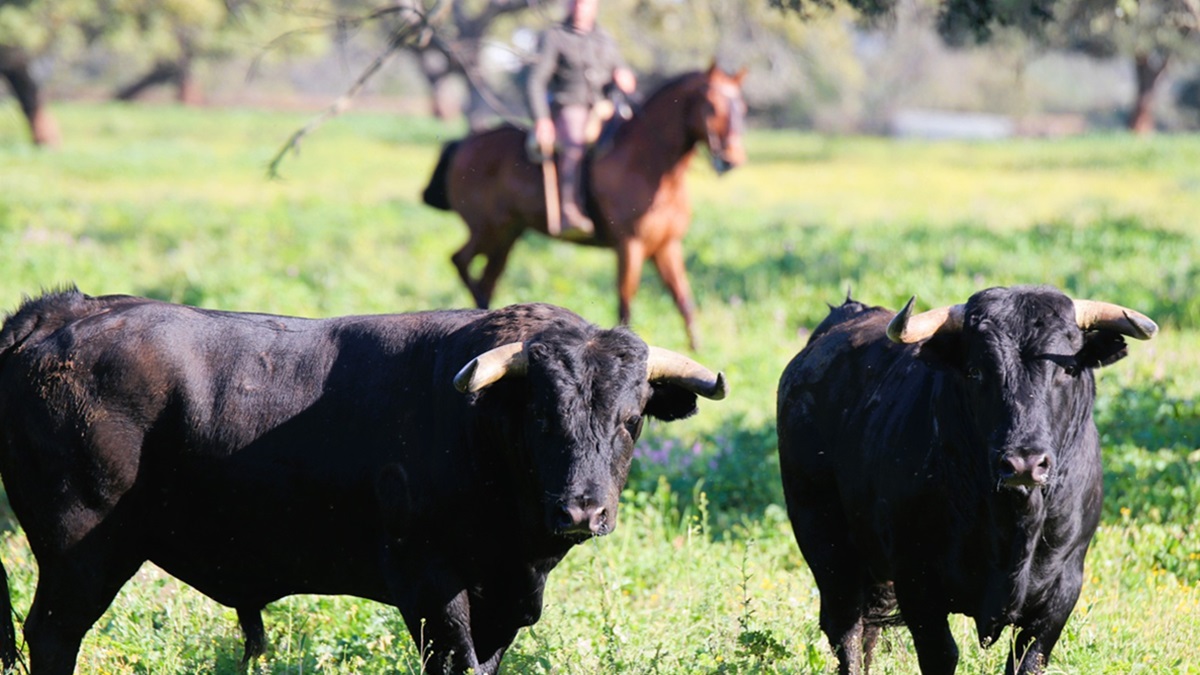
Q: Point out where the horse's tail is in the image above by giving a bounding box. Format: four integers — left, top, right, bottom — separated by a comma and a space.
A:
421, 140, 461, 211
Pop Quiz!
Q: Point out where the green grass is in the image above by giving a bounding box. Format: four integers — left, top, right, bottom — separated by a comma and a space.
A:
0, 102, 1198, 672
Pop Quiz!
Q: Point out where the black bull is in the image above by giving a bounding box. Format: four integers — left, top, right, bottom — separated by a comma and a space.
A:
0, 289, 726, 674
777, 286, 1156, 674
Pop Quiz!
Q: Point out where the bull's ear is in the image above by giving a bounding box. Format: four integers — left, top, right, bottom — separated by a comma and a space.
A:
645, 383, 699, 421
1076, 330, 1129, 370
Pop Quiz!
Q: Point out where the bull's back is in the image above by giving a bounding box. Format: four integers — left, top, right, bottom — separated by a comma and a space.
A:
777, 306, 899, 472
0, 293, 482, 600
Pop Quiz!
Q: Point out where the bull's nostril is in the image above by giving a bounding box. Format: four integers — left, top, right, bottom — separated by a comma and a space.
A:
1030, 454, 1052, 484
588, 506, 608, 534
999, 456, 1022, 478
557, 504, 586, 531
999, 452, 1052, 488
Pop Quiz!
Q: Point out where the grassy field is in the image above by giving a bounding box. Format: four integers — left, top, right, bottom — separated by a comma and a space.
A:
0, 102, 1198, 673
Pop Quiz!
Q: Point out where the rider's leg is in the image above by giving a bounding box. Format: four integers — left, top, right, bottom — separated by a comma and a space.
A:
554, 104, 594, 237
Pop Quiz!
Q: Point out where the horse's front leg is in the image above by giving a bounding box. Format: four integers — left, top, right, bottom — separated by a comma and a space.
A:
452, 224, 523, 309
651, 238, 698, 350
615, 238, 646, 326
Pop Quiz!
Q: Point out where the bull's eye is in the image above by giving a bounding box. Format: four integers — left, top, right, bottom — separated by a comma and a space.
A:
624, 415, 644, 440
967, 367, 984, 382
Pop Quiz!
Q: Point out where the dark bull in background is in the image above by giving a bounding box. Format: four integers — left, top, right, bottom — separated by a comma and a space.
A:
0, 289, 726, 675
777, 285, 1156, 674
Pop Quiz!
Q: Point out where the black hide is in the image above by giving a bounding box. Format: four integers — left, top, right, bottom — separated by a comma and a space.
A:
0, 289, 716, 675
777, 285, 1146, 675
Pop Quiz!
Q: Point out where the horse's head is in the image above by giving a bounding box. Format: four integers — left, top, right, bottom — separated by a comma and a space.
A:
699, 64, 748, 175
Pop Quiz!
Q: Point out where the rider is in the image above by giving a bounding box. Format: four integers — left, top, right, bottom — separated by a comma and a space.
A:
527, 0, 636, 239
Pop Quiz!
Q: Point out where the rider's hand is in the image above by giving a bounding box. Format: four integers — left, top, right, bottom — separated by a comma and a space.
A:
613, 68, 637, 95
535, 118, 556, 152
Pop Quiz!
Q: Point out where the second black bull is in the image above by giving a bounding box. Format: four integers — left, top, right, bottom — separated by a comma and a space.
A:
777, 285, 1156, 674
0, 289, 726, 675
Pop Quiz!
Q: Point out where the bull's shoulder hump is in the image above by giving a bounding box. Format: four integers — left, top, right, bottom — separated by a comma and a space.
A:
0, 289, 148, 356
780, 308, 900, 393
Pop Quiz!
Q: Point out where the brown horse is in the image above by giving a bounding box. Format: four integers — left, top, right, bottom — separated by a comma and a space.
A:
422, 65, 747, 349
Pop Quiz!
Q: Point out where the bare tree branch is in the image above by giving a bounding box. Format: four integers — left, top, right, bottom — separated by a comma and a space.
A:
266, 0, 448, 179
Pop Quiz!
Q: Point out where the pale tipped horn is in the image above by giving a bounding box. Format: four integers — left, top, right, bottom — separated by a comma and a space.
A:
453, 342, 528, 393
646, 346, 727, 400
1073, 300, 1158, 340
886, 297, 966, 344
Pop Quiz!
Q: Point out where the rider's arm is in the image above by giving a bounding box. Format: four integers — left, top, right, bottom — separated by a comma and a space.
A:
526, 29, 560, 124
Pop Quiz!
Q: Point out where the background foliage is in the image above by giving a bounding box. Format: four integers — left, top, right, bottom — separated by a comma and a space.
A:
0, 103, 1197, 672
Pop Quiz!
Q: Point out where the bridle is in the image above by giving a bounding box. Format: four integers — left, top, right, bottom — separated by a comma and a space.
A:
704, 81, 746, 172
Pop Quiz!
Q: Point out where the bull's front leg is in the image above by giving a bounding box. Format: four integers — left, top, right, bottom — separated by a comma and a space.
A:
468, 567, 551, 673
1006, 593, 1077, 674
404, 587, 484, 674
392, 564, 484, 675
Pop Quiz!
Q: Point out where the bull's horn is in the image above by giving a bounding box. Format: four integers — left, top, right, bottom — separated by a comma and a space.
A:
886, 297, 966, 344
1073, 300, 1158, 340
646, 346, 727, 400
454, 342, 528, 393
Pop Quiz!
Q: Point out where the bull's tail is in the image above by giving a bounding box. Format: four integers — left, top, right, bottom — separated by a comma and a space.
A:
421, 140, 461, 211
0, 559, 18, 669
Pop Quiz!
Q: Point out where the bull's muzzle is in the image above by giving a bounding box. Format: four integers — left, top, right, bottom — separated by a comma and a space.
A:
998, 451, 1053, 489
554, 501, 612, 539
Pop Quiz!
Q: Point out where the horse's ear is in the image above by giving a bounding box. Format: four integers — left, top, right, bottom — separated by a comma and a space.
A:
706, 59, 719, 77
733, 67, 747, 84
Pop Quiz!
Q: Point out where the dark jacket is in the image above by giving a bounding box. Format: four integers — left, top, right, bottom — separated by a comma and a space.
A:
527, 22, 625, 121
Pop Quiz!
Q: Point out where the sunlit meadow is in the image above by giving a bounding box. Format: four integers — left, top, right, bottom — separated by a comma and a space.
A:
0, 103, 1197, 672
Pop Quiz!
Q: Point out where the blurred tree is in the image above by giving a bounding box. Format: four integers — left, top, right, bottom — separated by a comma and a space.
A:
108, 0, 249, 104
768, 0, 1056, 42
0, 0, 318, 142
602, 0, 864, 129
104, 0, 328, 105
772, 0, 1200, 132
0, 0, 93, 144
1049, 0, 1200, 133
417, 0, 555, 127
0, 44, 59, 144
333, 0, 554, 128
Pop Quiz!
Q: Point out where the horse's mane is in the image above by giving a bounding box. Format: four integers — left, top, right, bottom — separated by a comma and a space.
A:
605, 70, 707, 147
637, 71, 707, 111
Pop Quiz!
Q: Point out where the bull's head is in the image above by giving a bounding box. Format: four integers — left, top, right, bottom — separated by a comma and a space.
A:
454, 328, 725, 540
887, 286, 1156, 493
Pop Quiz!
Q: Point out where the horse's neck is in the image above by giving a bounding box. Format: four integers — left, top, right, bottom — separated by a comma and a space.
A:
618, 84, 702, 171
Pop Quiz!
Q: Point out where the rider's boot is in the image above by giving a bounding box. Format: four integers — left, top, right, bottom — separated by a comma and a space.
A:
557, 147, 594, 241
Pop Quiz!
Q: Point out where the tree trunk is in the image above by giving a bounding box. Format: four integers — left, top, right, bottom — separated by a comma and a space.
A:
1129, 50, 1170, 135
0, 47, 60, 146
175, 54, 203, 106
419, 49, 463, 120
115, 55, 202, 106
115, 61, 181, 101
